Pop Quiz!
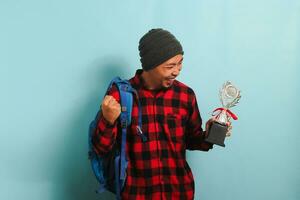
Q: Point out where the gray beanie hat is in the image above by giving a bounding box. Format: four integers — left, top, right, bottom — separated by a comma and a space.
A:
138, 28, 184, 71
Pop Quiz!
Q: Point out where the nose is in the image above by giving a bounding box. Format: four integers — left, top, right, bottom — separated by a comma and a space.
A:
172, 65, 181, 76
172, 70, 179, 77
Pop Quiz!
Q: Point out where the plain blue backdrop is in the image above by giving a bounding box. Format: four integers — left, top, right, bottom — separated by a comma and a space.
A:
1, 1, 299, 200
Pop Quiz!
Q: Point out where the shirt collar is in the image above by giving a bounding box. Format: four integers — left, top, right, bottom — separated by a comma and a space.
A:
131, 69, 173, 93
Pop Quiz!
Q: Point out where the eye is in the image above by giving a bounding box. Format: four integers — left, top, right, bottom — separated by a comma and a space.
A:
165, 65, 174, 69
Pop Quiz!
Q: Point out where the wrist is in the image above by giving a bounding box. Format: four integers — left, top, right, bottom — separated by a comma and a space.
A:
101, 113, 116, 127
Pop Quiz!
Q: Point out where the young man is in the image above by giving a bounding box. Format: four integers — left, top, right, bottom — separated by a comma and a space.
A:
92, 28, 232, 200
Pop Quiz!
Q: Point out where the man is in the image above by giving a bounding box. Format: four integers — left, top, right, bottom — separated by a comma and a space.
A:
92, 28, 232, 200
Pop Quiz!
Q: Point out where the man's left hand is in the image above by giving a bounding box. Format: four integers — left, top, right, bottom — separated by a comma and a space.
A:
205, 118, 233, 137
226, 121, 233, 137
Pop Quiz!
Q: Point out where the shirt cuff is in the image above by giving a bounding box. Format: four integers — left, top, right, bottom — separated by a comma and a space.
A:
203, 131, 214, 149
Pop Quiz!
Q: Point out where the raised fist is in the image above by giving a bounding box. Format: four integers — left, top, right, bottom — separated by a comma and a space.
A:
101, 95, 121, 125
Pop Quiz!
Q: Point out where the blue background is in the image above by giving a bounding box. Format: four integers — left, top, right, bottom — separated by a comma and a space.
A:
1, 1, 299, 199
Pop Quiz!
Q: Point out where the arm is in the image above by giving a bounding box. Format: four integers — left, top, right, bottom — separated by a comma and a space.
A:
185, 89, 213, 151
91, 85, 121, 156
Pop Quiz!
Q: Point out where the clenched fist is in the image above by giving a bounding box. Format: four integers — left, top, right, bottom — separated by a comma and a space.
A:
101, 95, 121, 125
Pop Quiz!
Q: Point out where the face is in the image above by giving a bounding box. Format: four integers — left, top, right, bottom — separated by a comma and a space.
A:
147, 54, 183, 89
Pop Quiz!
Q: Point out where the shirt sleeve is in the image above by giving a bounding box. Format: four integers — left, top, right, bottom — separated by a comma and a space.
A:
185, 89, 213, 151
91, 85, 120, 156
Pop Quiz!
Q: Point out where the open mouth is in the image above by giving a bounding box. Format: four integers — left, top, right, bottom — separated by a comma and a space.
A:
165, 78, 175, 85
166, 77, 176, 81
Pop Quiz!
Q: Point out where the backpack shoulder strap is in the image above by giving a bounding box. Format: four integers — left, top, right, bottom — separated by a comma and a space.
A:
113, 78, 133, 200
113, 77, 147, 200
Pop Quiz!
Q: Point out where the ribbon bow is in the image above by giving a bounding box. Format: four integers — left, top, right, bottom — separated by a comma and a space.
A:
213, 108, 238, 120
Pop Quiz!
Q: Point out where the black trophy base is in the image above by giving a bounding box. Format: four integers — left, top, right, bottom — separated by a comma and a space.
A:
205, 121, 228, 147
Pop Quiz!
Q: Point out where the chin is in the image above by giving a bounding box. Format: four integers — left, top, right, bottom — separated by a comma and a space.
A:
163, 83, 172, 88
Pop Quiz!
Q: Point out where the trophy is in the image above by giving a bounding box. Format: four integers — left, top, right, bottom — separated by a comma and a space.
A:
205, 81, 241, 147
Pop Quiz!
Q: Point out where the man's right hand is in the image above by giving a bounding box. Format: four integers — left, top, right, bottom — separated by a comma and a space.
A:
101, 95, 121, 125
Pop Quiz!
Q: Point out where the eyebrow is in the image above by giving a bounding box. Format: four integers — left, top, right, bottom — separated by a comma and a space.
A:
166, 58, 184, 66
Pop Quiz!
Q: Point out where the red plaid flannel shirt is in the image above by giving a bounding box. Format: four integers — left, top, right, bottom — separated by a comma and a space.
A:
92, 69, 213, 200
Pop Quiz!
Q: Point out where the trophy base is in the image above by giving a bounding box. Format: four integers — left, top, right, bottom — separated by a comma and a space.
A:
205, 121, 227, 147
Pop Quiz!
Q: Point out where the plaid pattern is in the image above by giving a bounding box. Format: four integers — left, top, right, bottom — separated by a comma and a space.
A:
92, 69, 213, 200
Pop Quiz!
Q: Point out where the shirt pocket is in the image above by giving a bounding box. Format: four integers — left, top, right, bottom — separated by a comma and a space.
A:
163, 113, 187, 146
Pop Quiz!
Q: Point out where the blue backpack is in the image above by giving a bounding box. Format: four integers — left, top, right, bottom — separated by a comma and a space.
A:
88, 77, 147, 200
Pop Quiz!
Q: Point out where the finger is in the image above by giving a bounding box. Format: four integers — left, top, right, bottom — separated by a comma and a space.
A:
112, 102, 121, 109
226, 131, 231, 137
205, 123, 209, 131
206, 120, 212, 130
208, 118, 215, 125
110, 100, 120, 107
103, 95, 113, 105
226, 128, 232, 136
104, 95, 113, 100
226, 121, 231, 126
111, 98, 119, 105
112, 105, 121, 112
107, 97, 117, 106
210, 117, 216, 123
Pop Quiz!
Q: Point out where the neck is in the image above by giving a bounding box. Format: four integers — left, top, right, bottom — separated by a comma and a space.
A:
141, 71, 161, 90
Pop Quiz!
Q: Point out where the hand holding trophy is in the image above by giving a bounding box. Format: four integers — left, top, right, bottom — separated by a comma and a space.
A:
205, 81, 241, 147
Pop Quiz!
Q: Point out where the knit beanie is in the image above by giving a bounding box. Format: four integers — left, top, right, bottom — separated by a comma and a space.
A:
138, 28, 184, 71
